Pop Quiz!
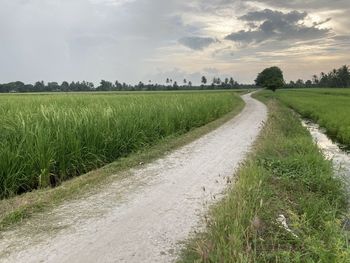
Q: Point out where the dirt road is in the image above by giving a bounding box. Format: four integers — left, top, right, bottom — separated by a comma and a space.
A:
0, 93, 267, 263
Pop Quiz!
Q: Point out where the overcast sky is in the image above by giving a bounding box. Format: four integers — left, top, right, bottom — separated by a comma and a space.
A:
0, 0, 349, 85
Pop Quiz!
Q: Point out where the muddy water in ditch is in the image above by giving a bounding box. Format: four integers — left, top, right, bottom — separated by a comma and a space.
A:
302, 120, 350, 192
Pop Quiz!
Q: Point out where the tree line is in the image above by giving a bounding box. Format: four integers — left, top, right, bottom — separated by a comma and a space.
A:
286, 65, 350, 88
0, 76, 246, 93
255, 64, 350, 91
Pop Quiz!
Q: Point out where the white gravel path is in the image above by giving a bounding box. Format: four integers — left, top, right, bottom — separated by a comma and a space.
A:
0, 93, 267, 263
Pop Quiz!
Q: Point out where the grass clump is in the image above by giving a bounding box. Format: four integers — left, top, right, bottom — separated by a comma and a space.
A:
179, 92, 349, 262
0, 92, 241, 199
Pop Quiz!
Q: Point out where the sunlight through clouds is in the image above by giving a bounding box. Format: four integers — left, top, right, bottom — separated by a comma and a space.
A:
0, 0, 349, 84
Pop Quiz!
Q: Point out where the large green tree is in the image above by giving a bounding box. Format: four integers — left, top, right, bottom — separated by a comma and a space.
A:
255, 66, 285, 92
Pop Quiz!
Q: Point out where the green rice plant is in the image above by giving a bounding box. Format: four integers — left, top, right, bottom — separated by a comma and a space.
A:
268, 88, 350, 147
0, 92, 241, 198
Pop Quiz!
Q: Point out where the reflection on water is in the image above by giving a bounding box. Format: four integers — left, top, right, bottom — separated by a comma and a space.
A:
302, 120, 350, 192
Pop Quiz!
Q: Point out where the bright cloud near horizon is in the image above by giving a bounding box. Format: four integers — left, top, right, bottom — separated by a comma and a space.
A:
0, 0, 349, 85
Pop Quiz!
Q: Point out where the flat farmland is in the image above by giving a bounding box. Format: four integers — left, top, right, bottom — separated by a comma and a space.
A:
264, 89, 350, 146
0, 92, 242, 198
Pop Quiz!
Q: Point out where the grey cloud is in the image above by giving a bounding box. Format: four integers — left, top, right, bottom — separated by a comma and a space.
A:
333, 35, 350, 41
225, 9, 330, 44
251, 0, 350, 10
201, 0, 349, 10
240, 9, 307, 23
179, 37, 217, 50
0, 0, 201, 84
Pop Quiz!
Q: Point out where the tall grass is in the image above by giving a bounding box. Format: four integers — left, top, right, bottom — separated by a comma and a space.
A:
179, 94, 349, 262
0, 92, 240, 198
271, 88, 350, 146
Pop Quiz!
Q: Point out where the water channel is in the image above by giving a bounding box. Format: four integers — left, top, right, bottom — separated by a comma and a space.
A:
302, 120, 350, 193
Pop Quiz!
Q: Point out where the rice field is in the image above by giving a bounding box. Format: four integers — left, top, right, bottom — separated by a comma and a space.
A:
0, 92, 241, 198
267, 89, 350, 147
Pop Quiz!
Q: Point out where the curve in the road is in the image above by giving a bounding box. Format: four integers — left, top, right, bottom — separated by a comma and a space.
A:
0, 93, 267, 263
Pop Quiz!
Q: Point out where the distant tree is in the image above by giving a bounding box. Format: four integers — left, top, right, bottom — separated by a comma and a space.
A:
166, 78, 170, 85
201, 76, 207, 85
61, 81, 69, 91
47, 82, 60, 91
183, 79, 187, 85
338, 65, 350, 87
11, 81, 25, 92
305, 80, 312, 87
188, 81, 192, 87
115, 80, 122, 91
296, 79, 304, 88
315, 65, 350, 88
138, 81, 144, 89
34, 81, 45, 92
98, 80, 114, 91
255, 66, 285, 92
87, 82, 95, 90
229, 77, 235, 87
173, 81, 178, 90
122, 82, 127, 90
319, 72, 327, 87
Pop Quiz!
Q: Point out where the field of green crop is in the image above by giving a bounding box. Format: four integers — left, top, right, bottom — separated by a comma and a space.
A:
0, 92, 241, 198
269, 88, 350, 147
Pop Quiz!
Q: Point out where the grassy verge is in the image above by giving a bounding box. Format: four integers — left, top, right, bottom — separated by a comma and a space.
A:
0, 95, 244, 231
179, 93, 349, 262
